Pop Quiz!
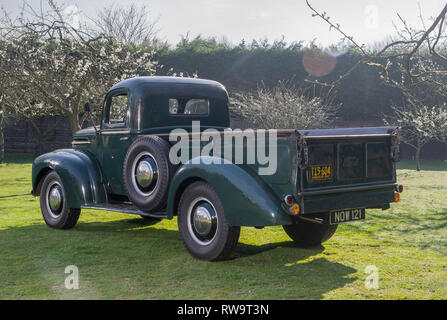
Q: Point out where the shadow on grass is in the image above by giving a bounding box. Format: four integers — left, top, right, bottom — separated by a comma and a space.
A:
342, 208, 447, 256
368, 208, 447, 229
0, 217, 357, 299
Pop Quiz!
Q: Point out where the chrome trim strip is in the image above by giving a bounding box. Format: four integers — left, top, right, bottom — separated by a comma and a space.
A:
101, 130, 131, 135
72, 140, 91, 145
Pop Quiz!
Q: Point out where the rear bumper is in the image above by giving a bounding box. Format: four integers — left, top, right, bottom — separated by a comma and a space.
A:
300, 183, 397, 214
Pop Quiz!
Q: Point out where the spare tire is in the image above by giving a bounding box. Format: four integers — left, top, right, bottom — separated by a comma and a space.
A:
123, 136, 175, 212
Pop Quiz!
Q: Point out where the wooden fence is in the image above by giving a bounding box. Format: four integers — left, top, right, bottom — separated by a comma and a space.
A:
4, 116, 72, 155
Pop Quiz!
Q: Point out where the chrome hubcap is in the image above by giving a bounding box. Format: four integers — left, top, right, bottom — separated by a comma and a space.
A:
188, 198, 218, 245
136, 159, 155, 188
49, 187, 62, 211
46, 182, 63, 216
193, 205, 213, 236
132, 152, 158, 196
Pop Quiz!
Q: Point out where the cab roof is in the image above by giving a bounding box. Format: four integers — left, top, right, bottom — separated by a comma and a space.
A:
110, 76, 226, 92
109, 76, 230, 131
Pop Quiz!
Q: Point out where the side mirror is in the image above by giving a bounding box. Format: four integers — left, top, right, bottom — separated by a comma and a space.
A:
84, 102, 91, 113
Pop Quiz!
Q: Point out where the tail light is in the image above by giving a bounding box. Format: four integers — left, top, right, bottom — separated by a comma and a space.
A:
284, 195, 294, 206
394, 193, 400, 203
395, 184, 404, 193
284, 195, 300, 215
289, 203, 300, 215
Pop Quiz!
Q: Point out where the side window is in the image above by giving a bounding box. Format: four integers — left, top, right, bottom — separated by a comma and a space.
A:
169, 98, 209, 115
185, 99, 209, 114
105, 93, 128, 127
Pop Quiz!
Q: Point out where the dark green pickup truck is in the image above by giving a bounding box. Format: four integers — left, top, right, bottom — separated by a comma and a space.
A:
32, 77, 402, 261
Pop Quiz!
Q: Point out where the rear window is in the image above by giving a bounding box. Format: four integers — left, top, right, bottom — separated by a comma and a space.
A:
169, 98, 209, 115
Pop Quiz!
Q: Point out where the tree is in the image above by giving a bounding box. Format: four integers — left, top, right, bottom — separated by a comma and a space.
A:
91, 3, 161, 46
384, 97, 447, 171
0, 86, 6, 163
0, 78, 63, 156
381, 59, 447, 171
305, 1, 447, 88
0, 31, 65, 160
0, 0, 158, 136
229, 81, 339, 129
306, 0, 447, 168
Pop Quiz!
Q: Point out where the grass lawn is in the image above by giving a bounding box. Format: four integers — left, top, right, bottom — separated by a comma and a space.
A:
1, 154, 447, 299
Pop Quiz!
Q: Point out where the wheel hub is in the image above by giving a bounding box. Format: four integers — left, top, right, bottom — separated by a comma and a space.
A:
133, 153, 158, 195
188, 199, 218, 244
136, 159, 155, 188
48, 184, 63, 214
192, 205, 213, 236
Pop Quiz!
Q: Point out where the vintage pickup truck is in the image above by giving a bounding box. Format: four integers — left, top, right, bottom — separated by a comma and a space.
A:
32, 77, 402, 261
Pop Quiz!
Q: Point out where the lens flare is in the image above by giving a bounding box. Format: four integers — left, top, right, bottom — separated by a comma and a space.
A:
302, 49, 336, 78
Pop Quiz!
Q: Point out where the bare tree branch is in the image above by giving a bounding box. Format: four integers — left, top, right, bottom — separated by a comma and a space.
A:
90, 3, 161, 46
305, 0, 447, 87
229, 80, 339, 129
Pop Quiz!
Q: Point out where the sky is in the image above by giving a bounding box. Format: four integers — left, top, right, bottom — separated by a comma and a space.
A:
1, 0, 446, 47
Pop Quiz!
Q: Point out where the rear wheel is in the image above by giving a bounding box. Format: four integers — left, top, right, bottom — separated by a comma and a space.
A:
283, 215, 338, 247
39, 171, 80, 229
177, 181, 240, 261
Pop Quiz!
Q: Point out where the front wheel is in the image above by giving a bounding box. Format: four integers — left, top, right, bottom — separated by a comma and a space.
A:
283, 215, 338, 247
39, 171, 80, 229
177, 181, 240, 261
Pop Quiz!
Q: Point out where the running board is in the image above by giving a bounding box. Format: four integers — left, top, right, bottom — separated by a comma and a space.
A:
81, 203, 167, 219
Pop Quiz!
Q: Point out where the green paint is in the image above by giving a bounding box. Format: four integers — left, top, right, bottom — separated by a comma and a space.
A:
31, 78, 399, 227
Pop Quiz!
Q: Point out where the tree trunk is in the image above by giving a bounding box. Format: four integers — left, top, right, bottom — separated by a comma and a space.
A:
0, 110, 4, 164
27, 117, 65, 156
415, 145, 421, 171
33, 140, 45, 158
68, 112, 81, 136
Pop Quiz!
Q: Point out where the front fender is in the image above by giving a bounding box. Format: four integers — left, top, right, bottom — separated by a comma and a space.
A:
32, 149, 107, 208
167, 157, 292, 226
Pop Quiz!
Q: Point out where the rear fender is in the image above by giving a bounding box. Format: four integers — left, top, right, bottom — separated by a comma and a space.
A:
32, 149, 107, 208
167, 157, 292, 226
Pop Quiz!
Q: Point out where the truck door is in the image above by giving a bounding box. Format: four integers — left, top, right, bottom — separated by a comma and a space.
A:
100, 88, 132, 195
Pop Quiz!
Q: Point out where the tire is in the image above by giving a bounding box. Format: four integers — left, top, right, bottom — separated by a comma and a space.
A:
123, 136, 175, 212
283, 215, 338, 247
39, 171, 80, 229
177, 181, 240, 261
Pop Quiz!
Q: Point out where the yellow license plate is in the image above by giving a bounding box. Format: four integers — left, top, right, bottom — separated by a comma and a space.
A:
311, 165, 333, 181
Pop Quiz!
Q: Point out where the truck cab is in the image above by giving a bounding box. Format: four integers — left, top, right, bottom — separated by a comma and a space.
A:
32, 76, 402, 261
